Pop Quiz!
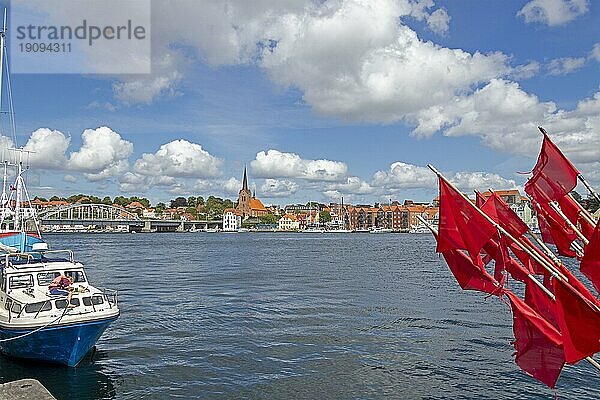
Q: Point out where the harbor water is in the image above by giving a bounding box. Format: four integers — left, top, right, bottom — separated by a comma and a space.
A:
0, 233, 598, 399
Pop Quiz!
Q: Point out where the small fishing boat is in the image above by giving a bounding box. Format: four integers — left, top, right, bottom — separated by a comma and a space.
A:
408, 224, 430, 234
0, 18, 119, 367
0, 151, 120, 366
369, 227, 393, 234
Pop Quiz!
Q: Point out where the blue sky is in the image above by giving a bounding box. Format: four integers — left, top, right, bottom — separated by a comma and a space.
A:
1, 0, 599, 206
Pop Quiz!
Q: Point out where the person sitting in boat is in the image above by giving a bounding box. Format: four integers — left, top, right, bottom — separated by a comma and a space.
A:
48, 274, 74, 298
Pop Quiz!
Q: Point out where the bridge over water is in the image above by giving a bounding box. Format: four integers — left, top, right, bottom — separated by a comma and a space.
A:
34, 204, 222, 232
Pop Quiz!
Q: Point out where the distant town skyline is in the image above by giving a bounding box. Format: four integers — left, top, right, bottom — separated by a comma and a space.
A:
1, 1, 599, 206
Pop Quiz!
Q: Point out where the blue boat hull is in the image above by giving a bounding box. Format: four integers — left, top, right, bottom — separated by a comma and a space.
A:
0, 317, 117, 366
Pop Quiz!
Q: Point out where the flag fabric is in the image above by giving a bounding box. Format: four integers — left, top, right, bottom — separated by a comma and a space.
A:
436, 178, 497, 262
580, 219, 600, 293
525, 278, 558, 329
508, 238, 547, 276
481, 193, 529, 239
525, 131, 579, 204
535, 202, 577, 258
554, 279, 600, 364
557, 195, 595, 240
441, 249, 502, 295
475, 191, 487, 208
559, 264, 600, 308
506, 291, 565, 389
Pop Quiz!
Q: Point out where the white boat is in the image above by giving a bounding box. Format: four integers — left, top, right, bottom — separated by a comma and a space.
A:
369, 227, 393, 234
205, 228, 219, 233
409, 224, 430, 234
0, 18, 119, 367
302, 227, 326, 233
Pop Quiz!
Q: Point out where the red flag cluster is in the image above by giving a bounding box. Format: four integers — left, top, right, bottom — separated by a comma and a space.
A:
524, 128, 600, 291
433, 138, 600, 390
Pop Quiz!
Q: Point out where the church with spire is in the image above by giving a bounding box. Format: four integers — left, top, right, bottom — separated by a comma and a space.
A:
236, 166, 267, 219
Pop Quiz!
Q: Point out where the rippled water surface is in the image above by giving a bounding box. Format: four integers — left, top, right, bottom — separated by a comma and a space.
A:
1, 233, 598, 399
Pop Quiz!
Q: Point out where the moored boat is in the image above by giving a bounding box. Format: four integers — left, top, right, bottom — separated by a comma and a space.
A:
0, 17, 119, 367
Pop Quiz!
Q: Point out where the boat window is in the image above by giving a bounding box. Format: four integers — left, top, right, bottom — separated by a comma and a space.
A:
37, 272, 61, 286
70, 298, 80, 307
82, 297, 92, 306
65, 270, 86, 283
55, 299, 68, 309
4, 298, 11, 310
91, 296, 104, 305
11, 303, 22, 314
25, 301, 52, 314
9, 274, 33, 289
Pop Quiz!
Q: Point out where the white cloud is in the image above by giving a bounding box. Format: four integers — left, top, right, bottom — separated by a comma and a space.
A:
23, 128, 70, 169
251, 149, 347, 181
517, 0, 589, 26
0, 136, 13, 151
426, 8, 450, 35
370, 161, 517, 195
591, 43, 600, 62
451, 172, 517, 192
260, 179, 299, 198
222, 177, 242, 195
372, 162, 437, 190
68, 126, 133, 181
260, 0, 510, 123
133, 140, 222, 179
547, 57, 586, 75
113, 50, 187, 105
510, 61, 540, 79
324, 176, 375, 195
63, 174, 77, 183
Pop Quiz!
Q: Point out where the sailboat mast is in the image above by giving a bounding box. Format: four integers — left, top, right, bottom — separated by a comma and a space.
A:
0, 10, 7, 211
0, 8, 5, 113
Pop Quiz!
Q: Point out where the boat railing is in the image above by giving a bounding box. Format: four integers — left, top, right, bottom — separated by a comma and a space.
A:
4, 249, 75, 267
4, 295, 24, 323
100, 288, 118, 309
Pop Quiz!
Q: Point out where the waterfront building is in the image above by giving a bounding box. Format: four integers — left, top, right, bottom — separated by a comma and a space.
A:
346, 204, 438, 231
142, 208, 156, 219
223, 208, 242, 231
236, 167, 268, 218
278, 214, 299, 231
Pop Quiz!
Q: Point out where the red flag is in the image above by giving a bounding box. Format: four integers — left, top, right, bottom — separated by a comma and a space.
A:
475, 191, 486, 208
481, 193, 529, 239
525, 131, 579, 204
557, 195, 594, 241
441, 249, 502, 295
481, 236, 532, 282
581, 220, 600, 294
508, 238, 547, 276
525, 279, 558, 329
559, 264, 600, 308
436, 178, 497, 262
535, 202, 577, 258
554, 279, 600, 364
506, 291, 565, 388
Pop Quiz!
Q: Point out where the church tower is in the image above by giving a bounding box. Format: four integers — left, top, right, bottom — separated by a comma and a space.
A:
237, 166, 252, 218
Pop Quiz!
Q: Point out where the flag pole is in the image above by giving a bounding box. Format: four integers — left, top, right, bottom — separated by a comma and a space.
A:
416, 214, 554, 298
416, 213, 600, 373
482, 188, 564, 267
428, 164, 567, 282
567, 193, 596, 225
417, 215, 600, 372
548, 202, 589, 245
